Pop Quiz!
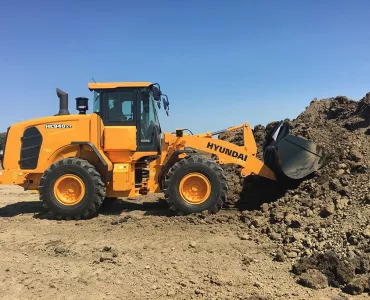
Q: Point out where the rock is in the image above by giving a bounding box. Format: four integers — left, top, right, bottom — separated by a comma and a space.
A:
54, 246, 67, 254
189, 241, 197, 248
242, 255, 253, 266
305, 249, 312, 256
286, 252, 298, 259
167, 290, 176, 296
356, 256, 370, 274
239, 213, 249, 223
303, 237, 313, 248
99, 253, 114, 262
298, 269, 328, 290
275, 249, 285, 262
343, 276, 368, 295
305, 209, 314, 217
330, 179, 342, 191
336, 169, 345, 176
194, 289, 204, 295
346, 232, 359, 246
293, 232, 305, 242
270, 210, 284, 223
240, 234, 249, 241
348, 149, 362, 162
285, 214, 302, 228
350, 163, 368, 173
362, 227, 370, 238
320, 203, 335, 218
364, 194, 370, 204
250, 216, 266, 228
334, 198, 348, 210
260, 203, 269, 213
336, 260, 356, 285
339, 186, 350, 196
102, 246, 112, 252
269, 232, 281, 241
338, 163, 347, 169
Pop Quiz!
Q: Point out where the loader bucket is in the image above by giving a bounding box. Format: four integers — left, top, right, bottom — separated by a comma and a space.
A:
263, 121, 326, 181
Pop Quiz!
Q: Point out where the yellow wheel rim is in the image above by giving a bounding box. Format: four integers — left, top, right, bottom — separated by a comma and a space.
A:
179, 172, 211, 205
53, 174, 85, 206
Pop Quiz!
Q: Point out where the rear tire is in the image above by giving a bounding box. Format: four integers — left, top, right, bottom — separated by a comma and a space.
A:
164, 155, 228, 215
38, 157, 106, 220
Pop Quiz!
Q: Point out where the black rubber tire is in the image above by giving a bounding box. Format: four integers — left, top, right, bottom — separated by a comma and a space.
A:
104, 197, 118, 202
163, 155, 228, 215
38, 157, 106, 220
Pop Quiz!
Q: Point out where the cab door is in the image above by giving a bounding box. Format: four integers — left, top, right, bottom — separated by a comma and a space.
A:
136, 90, 161, 153
98, 89, 138, 152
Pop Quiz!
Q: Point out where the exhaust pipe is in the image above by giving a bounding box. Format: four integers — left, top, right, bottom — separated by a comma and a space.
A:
56, 88, 70, 115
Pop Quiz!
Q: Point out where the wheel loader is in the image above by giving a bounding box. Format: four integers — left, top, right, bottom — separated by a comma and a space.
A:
0, 82, 325, 219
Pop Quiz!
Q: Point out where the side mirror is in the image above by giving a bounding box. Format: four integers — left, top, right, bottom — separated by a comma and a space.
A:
162, 95, 169, 116
149, 83, 162, 101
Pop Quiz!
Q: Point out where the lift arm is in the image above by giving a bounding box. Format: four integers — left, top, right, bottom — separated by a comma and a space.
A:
161, 123, 276, 181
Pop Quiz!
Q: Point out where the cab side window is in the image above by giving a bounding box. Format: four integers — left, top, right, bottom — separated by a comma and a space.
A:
93, 91, 100, 116
108, 99, 133, 122
103, 91, 135, 124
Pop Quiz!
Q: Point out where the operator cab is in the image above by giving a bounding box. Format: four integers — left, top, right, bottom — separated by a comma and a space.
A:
88, 82, 169, 152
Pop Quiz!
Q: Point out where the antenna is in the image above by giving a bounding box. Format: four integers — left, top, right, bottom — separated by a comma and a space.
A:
91, 77, 97, 83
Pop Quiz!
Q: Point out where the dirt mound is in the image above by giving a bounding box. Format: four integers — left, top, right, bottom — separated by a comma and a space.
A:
292, 250, 370, 293
219, 92, 370, 295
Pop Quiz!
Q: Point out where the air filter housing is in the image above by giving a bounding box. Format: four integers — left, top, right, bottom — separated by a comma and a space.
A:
76, 97, 89, 114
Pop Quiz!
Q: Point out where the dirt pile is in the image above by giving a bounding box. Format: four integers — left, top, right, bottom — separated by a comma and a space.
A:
219, 92, 370, 294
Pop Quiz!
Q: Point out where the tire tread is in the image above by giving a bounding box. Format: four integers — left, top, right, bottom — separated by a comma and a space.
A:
38, 158, 106, 220
163, 155, 228, 215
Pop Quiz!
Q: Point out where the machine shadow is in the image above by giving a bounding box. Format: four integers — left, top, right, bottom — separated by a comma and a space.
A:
0, 198, 173, 219
234, 175, 302, 210
0, 176, 305, 218
0, 201, 43, 217
99, 198, 174, 217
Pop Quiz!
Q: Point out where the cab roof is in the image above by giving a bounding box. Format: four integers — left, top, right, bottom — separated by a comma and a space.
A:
88, 82, 152, 90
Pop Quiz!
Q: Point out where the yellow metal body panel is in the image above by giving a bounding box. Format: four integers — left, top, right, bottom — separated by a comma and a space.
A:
103, 126, 137, 151
0, 170, 27, 185
3, 115, 90, 171
1, 113, 113, 188
88, 82, 152, 90
113, 163, 132, 191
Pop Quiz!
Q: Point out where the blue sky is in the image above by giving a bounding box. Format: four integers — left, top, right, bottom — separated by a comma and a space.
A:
1, 0, 370, 134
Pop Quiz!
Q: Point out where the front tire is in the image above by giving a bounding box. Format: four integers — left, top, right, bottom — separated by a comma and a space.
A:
164, 155, 228, 215
38, 157, 106, 220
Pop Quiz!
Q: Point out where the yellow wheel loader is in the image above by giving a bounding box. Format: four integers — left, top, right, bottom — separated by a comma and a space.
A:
0, 82, 325, 219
